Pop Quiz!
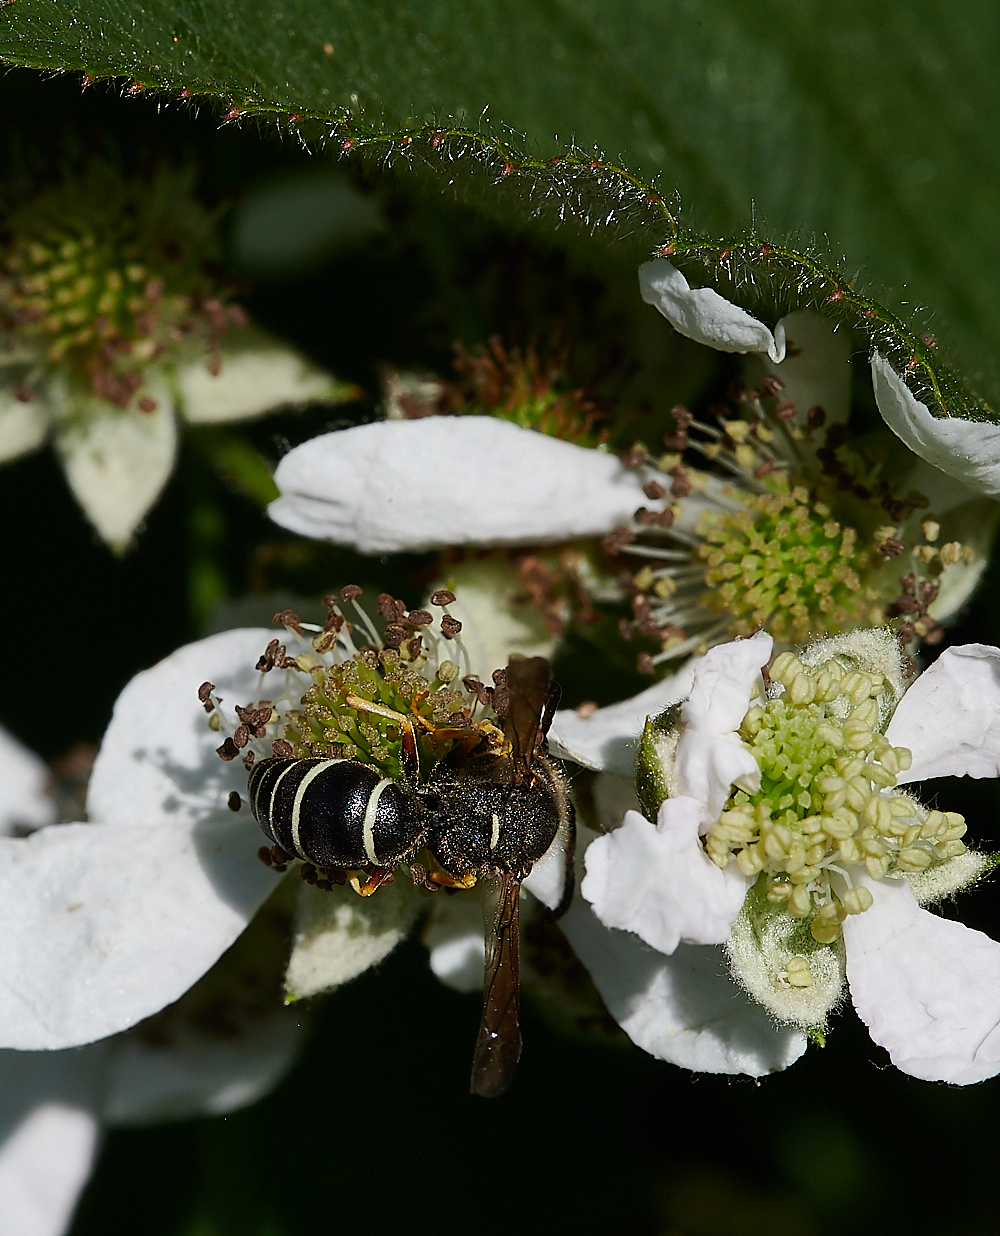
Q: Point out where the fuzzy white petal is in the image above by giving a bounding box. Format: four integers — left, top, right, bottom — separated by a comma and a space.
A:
681, 632, 772, 735
763, 310, 851, 426
268, 418, 647, 554
0, 818, 278, 1050
0, 726, 55, 838
560, 890, 805, 1076
886, 644, 1000, 782
103, 1009, 304, 1125
0, 629, 284, 1050
178, 328, 346, 424
0, 388, 50, 464
0, 1046, 106, 1236
87, 627, 272, 828
427, 559, 558, 685
53, 384, 177, 550
284, 879, 419, 1000
549, 660, 697, 774
581, 801, 749, 953
639, 260, 786, 363
673, 732, 761, 828
844, 876, 1000, 1083
871, 352, 1000, 497
423, 894, 485, 994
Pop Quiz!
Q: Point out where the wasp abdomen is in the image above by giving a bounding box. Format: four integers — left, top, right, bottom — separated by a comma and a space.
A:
248, 756, 424, 869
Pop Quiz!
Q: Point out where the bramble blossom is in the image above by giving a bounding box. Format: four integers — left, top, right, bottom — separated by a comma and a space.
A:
580, 629, 1000, 1083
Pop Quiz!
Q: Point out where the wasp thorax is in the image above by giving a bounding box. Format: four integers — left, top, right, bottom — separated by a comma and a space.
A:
706, 649, 968, 947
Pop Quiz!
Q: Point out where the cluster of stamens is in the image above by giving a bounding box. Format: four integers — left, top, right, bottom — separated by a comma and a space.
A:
0, 163, 242, 409
705, 651, 967, 946
203, 585, 516, 894
604, 379, 974, 669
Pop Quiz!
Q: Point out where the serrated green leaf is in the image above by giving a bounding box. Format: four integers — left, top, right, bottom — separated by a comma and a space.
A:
3, 1, 1000, 406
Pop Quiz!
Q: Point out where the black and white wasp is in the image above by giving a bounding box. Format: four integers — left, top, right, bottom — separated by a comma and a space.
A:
247, 654, 574, 1097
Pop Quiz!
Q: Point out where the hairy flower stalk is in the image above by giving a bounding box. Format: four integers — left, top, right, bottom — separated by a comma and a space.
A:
608, 384, 977, 668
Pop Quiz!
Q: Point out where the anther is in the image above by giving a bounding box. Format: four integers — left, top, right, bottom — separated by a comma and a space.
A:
227, 791, 242, 812
216, 737, 239, 762
440, 615, 463, 639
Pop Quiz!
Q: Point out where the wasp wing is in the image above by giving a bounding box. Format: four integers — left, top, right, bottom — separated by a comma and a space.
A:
502, 655, 552, 784
471, 872, 522, 1097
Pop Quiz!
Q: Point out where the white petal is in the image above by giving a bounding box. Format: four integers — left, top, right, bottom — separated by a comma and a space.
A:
178, 327, 348, 424
844, 875, 1000, 1083
639, 260, 786, 363
284, 879, 419, 1000
0, 387, 50, 464
427, 558, 558, 685
53, 383, 177, 550
681, 632, 772, 735
673, 732, 761, 827
422, 893, 485, 993
591, 772, 642, 831
763, 310, 851, 426
0, 1045, 107, 1236
0, 818, 279, 1050
87, 627, 272, 828
0, 725, 55, 838
560, 890, 805, 1076
268, 418, 647, 554
0, 629, 285, 1050
886, 644, 1000, 782
549, 660, 698, 774
871, 352, 1000, 498
581, 801, 749, 953
103, 1009, 304, 1125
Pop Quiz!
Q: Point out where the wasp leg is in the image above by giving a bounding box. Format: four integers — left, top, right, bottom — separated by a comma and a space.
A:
350, 866, 397, 897
344, 692, 428, 782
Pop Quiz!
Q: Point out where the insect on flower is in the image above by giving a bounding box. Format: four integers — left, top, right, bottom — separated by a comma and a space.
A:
210, 587, 575, 1096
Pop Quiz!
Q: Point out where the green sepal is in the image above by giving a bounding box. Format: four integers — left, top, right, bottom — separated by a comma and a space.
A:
635, 701, 682, 822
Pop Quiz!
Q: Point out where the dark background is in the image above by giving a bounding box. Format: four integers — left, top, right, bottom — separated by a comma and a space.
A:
3, 67, 999, 1236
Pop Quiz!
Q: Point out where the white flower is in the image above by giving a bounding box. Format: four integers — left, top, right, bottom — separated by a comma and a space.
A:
578, 630, 1000, 1084
2, 325, 346, 551
266, 268, 996, 667
0, 724, 304, 1236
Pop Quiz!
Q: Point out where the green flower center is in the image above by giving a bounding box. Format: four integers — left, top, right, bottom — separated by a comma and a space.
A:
0, 163, 235, 407
705, 650, 967, 945
697, 482, 875, 643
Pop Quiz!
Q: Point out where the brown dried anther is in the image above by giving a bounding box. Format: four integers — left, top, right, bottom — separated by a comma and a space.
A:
273, 610, 304, 635
440, 615, 463, 639
227, 791, 242, 813
383, 623, 407, 649
272, 739, 293, 759
429, 589, 456, 606
216, 737, 239, 762
405, 609, 433, 627
602, 525, 635, 554
620, 445, 649, 471
197, 681, 215, 704
340, 585, 363, 602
